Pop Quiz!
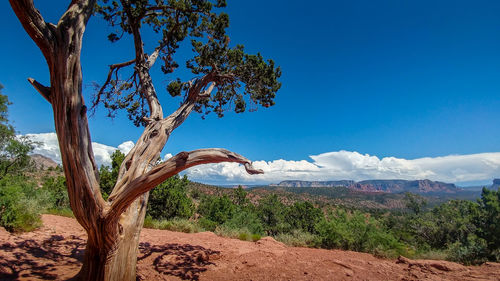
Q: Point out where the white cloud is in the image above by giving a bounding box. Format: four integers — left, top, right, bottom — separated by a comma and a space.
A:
22, 133, 500, 185
24, 132, 134, 168
184, 150, 500, 185
117, 141, 135, 155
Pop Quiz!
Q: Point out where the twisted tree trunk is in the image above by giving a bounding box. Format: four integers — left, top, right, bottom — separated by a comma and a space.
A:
10, 1, 263, 280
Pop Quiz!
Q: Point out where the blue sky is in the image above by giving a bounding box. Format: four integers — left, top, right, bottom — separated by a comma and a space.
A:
1, 1, 500, 185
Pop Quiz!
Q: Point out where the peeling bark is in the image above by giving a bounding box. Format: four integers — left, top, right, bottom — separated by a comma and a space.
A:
10, 1, 263, 280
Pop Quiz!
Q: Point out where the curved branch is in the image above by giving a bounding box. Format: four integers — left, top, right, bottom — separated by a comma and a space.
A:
91, 59, 136, 111
163, 75, 215, 134
107, 148, 263, 219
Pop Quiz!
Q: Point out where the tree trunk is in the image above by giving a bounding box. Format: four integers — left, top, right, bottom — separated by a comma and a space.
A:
78, 195, 148, 281
10, 2, 264, 281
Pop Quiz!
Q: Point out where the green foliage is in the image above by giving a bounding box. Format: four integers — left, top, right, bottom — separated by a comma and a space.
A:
232, 185, 250, 207
0, 85, 36, 179
477, 187, 500, 255
198, 194, 235, 224
286, 201, 322, 233
147, 174, 194, 220
94, 0, 281, 125
98, 150, 125, 199
276, 230, 317, 247
222, 209, 263, 235
251, 233, 261, 242
257, 194, 288, 235
0, 176, 49, 232
41, 176, 70, 209
404, 192, 427, 215
314, 209, 407, 258
447, 235, 489, 265
143, 216, 202, 233
401, 200, 480, 250
197, 217, 218, 231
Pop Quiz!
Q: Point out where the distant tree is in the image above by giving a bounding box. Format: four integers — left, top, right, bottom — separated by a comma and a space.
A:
41, 175, 70, 209
404, 192, 427, 215
0, 84, 35, 179
147, 174, 194, 220
9, 1, 279, 279
477, 187, 500, 258
98, 150, 126, 199
232, 185, 250, 207
198, 194, 235, 225
286, 201, 322, 233
258, 194, 287, 235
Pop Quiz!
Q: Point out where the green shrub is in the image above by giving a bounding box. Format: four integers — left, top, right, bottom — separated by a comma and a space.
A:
239, 232, 249, 241
0, 177, 46, 232
41, 175, 70, 209
198, 217, 218, 231
143, 216, 201, 233
447, 235, 489, 265
46, 208, 74, 218
214, 224, 255, 242
276, 230, 317, 247
198, 194, 235, 224
251, 233, 261, 242
147, 175, 194, 220
223, 209, 264, 235
314, 209, 407, 258
286, 201, 322, 233
257, 194, 289, 235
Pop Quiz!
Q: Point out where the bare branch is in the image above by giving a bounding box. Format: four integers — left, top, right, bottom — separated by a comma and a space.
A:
108, 148, 263, 218
163, 75, 215, 134
27, 78, 51, 103
121, 0, 163, 120
92, 59, 136, 110
147, 40, 168, 68
146, 10, 180, 68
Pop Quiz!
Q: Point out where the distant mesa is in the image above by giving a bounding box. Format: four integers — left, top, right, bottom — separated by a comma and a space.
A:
30, 154, 58, 170
272, 179, 461, 193
270, 180, 355, 188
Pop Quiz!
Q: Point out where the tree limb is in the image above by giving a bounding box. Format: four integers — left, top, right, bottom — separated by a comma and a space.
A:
92, 59, 136, 110
147, 40, 168, 68
107, 148, 263, 219
27, 78, 51, 103
121, 0, 163, 120
163, 75, 215, 134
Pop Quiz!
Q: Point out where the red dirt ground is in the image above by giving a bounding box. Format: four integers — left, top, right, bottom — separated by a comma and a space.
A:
0, 214, 499, 280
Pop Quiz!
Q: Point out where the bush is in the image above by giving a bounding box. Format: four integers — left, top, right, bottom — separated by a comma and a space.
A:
143, 216, 201, 233
197, 217, 218, 231
223, 209, 264, 235
257, 194, 289, 235
198, 194, 235, 224
0, 177, 47, 232
314, 209, 407, 258
447, 235, 489, 265
251, 233, 261, 242
147, 175, 194, 220
276, 230, 317, 247
41, 175, 70, 209
286, 201, 322, 233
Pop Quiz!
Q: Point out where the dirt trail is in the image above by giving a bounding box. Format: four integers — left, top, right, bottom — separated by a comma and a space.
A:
0, 215, 499, 280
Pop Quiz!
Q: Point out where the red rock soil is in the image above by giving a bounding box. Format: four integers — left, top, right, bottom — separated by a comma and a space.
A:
0, 215, 499, 281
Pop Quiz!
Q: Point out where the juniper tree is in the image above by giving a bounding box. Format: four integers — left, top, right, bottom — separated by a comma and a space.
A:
9, 1, 280, 280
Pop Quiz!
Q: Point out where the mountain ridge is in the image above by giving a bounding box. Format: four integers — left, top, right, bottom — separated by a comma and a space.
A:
271, 179, 461, 193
